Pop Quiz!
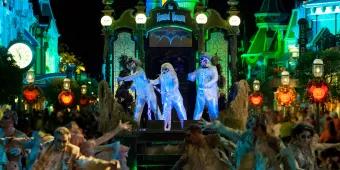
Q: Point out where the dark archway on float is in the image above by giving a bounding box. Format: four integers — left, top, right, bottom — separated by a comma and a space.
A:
145, 26, 197, 119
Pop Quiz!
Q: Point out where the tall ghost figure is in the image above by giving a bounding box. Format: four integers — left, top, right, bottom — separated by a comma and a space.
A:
151, 63, 187, 131
118, 58, 162, 125
188, 54, 219, 120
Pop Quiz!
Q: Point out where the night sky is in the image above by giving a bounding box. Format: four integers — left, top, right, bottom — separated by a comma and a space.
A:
50, 0, 295, 79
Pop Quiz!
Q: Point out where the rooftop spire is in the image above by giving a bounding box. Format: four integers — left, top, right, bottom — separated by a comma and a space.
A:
259, 0, 286, 13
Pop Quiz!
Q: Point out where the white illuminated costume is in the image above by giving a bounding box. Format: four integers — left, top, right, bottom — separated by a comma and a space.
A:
151, 63, 187, 131
118, 59, 162, 125
188, 54, 219, 120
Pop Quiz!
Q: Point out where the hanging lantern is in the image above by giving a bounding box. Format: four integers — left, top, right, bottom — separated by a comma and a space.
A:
81, 85, 87, 95
275, 86, 296, 107
58, 91, 75, 106
26, 69, 35, 84
313, 59, 324, 78
63, 78, 71, 90
253, 80, 260, 92
23, 86, 40, 103
281, 71, 290, 86
249, 92, 263, 107
307, 80, 328, 103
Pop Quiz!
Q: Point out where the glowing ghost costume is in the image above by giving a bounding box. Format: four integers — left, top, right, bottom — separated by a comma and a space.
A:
188, 54, 219, 120
118, 59, 162, 124
151, 63, 187, 130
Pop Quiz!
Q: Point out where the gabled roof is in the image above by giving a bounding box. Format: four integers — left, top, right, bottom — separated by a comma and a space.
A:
304, 0, 340, 6
306, 0, 340, 4
242, 26, 286, 65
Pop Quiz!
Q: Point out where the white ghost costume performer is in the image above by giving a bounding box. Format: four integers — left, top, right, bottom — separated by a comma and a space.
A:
118, 59, 162, 125
150, 63, 187, 131
188, 54, 219, 120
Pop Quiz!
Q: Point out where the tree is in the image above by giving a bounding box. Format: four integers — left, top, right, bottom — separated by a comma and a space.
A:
0, 47, 24, 105
59, 43, 85, 76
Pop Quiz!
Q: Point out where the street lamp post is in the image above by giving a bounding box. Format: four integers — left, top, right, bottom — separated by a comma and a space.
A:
196, 12, 208, 53
26, 69, 35, 84
135, 1, 147, 64
281, 71, 290, 117
80, 84, 89, 106
249, 80, 264, 113
63, 78, 71, 91
81, 85, 88, 95
281, 71, 290, 86
253, 79, 260, 92
275, 71, 296, 118
58, 78, 75, 107
228, 0, 240, 83
312, 59, 325, 133
24, 69, 36, 112
101, 3, 114, 89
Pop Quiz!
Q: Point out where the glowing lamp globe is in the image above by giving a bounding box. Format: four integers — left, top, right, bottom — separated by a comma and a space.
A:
249, 92, 263, 107
135, 13, 147, 24
101, 15, 113, 26
279, 93, 290, 104
281, 71, 290, 86
253, 80, 260, 92
58, 91, 75, 106
313, 59, 324, 78
26, 69, 35, 84
312, 88, 327, 100
23, 87, 40, 103
196, 13, 208, 24
63, 78, 71, 90
307, 81, 328, 103
228, 15, 241, 26
275, 86, 296, 106
81, 85, 87, 95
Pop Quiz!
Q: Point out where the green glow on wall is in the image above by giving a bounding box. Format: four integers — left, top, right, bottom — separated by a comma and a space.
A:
113, 32, 136, 91
206, 31, 229, 92
174, 0, 198, 12
244, 55, 260, 65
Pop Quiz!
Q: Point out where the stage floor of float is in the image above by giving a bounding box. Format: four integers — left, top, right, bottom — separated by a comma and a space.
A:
115, 120, 217, 170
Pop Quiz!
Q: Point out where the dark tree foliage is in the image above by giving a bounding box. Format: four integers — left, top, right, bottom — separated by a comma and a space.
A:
0, 47, 24, 104
296, 47, 340, 98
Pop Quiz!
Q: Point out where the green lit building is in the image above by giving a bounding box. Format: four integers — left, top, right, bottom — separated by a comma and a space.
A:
0, 0, 60, 75
241, 0, 290, 82
242, 0, 340, 84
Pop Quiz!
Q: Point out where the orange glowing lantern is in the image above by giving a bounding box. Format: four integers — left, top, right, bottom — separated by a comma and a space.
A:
23, 86, 40, 103
58, 91, 75, 106
249, 92, 263, 107
307, 81, 328, 103
275, 86, 296, 107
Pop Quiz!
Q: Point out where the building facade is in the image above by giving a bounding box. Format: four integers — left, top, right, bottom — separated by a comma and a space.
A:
0, 0, 60, 74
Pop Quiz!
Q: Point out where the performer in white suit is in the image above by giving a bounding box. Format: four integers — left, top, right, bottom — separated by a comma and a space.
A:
151, 63, 187, 131
118, 58, 162, 125
188, 54, 219, 120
